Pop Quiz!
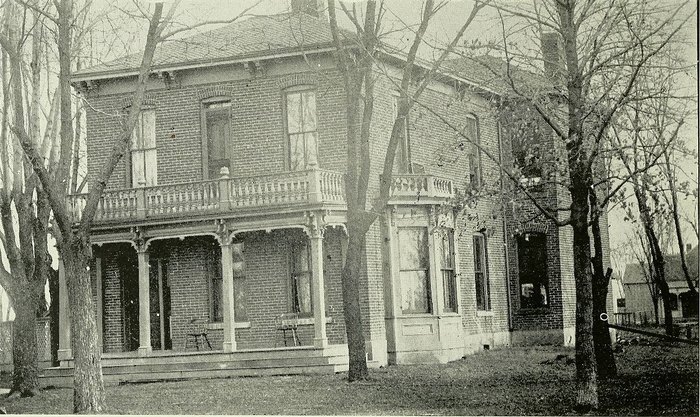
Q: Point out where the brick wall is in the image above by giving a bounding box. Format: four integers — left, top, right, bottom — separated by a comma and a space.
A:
96, 229, 346, 353
85, 66, 347, 190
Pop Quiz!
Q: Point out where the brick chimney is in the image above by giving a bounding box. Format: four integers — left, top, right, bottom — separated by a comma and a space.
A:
541, 32, 564, 83
290, 0, 326, 19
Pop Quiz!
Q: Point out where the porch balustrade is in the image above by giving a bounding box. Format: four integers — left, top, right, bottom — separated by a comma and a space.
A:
67, 169, 346, 224
386, 174, 455, 200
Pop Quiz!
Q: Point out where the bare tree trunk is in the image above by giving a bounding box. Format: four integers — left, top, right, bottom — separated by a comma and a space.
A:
589, 193, 616, 379
62, 238, 105, 413
571, 186, 598, 411
341, 223, 369, 380
11, 287, 39, 397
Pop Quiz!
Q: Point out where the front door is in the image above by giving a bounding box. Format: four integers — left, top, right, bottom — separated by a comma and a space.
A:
119, 253, 139, 352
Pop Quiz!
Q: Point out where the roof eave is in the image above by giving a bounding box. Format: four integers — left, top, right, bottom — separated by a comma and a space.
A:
71, 44, 339, 83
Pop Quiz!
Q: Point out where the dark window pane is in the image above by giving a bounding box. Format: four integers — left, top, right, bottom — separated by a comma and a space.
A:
443, 270, 457, 313
518, 232, 548, 308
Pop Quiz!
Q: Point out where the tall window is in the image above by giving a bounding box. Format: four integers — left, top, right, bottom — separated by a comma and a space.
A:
286, 90, 318, 170
290, 239, 312, 316
391, 95, 409, 173
208, 242, 247, 322
473, 233, 490, 311
131, 109, 157, 187
231, 242, 248, 322
209, 246, 223, 322
399, 227, 431, 314
439, 229, 457, 313
204, 101, 231, 179
465, 116, 481, 188
517, 232, 548, 308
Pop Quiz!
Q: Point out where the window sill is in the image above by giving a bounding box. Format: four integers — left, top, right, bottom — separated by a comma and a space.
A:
294, 316, 334, 326
207, 322, 251, 330
476, 310, 494, 317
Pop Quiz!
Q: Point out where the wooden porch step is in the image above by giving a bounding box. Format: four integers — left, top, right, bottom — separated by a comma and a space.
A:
40, 347, 349, 388
59, 346, 348, 367
41, 362, 348, 388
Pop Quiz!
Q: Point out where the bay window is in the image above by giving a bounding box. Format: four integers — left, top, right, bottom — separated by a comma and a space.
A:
398, 227, 431, 314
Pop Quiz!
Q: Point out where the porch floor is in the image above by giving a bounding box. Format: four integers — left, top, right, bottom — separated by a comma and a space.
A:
40, 344, 349, 387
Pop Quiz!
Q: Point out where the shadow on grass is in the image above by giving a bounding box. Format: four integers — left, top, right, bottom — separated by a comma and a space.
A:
0, 344, 696, 415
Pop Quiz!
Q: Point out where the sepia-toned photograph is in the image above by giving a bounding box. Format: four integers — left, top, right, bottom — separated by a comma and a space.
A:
0, 0, 697, 414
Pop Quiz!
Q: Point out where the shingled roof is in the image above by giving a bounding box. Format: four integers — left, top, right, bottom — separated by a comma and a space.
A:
623, 246, 699, 285
441, 55, 551, 96
73, 12, 338, 81
74, 11, 544, 97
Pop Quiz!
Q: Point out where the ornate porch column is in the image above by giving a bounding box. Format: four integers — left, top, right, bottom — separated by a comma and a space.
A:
307, 214, 327, 348
135, 235, 152, 356
57, 256, 72, 361
217, 222, 237, 352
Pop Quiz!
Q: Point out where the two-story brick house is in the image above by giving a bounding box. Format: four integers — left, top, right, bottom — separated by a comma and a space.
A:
42, 7, 592, 385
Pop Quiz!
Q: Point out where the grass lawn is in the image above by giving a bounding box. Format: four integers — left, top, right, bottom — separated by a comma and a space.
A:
0, 343, 697, 415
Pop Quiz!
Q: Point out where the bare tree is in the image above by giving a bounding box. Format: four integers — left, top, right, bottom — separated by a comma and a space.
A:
327, 0, 488, 380
0, 0, 59, 397
449, 0, 695, 409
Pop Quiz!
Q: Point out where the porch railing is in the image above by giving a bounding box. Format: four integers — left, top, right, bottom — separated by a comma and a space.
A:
67, 169, 346, 224
386, 174, 454, 200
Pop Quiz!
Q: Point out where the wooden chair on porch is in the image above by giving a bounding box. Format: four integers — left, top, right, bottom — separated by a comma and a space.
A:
275, 313, 301, 347
185, 318, 212, 350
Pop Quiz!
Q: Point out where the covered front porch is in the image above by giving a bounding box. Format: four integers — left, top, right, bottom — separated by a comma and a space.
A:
49, 215, 349, 383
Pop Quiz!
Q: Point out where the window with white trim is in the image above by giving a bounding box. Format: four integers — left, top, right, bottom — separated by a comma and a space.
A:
391, 94, 409, 173
398, 227, 431, 314
131, 109, 157, 187
285, 89, 318, 170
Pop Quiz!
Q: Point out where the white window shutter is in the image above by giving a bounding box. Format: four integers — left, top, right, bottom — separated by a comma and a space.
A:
145, 149, 158, 186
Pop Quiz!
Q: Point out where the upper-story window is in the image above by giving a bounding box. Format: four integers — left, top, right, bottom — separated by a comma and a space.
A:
517, 232, 548, 308
391, 94, 410, 173
131, 109, 157, 187
285, 89, 318, 170
204, 101, 231, 179
500, 103, 545, 183
465, 115, 481, 188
